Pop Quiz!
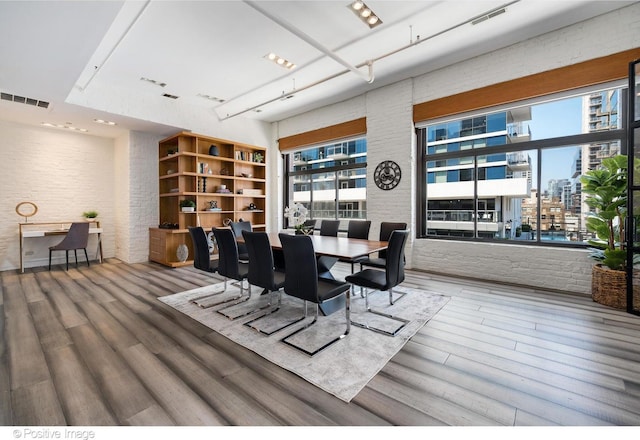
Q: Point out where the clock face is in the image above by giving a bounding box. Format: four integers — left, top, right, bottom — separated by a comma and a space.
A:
374, 160, 401, 190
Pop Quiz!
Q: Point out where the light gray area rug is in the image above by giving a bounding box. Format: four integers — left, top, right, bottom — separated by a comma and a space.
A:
159, 282, 449, 402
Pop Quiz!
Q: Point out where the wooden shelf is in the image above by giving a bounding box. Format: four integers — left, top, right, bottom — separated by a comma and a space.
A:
151, 131, 267, 267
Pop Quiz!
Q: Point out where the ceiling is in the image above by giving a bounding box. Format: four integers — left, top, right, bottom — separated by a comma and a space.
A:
0, 0, 635, 139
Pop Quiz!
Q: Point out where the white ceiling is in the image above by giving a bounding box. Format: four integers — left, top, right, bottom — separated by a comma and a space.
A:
0, 0, 635, 138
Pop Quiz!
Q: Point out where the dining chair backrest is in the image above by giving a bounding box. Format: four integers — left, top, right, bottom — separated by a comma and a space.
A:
188, 226, 216, 273
279, 233, 319, 303
385, 230, 409, 289
230, 220, 252, 257
212, 228, 243, 281
242, 230, 279, 291
378, 222, 407, 259
319, 220, 340, 237
303, 219, 317, 233
347, 220, 371, 240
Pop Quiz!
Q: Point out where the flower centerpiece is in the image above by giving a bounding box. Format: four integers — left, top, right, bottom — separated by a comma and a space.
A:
284, 202, 310, 234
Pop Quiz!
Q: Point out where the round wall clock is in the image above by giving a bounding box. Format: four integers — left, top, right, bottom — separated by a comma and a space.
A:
374, 160, 401, 190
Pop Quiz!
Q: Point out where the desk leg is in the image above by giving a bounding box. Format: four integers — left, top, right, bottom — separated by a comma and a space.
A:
20, 235, 24, 273
96, 232, 103, 263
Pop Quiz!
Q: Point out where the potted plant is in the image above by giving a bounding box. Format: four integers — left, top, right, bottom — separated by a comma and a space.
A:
580, 154, 636, 309
82, 210, 98, 221
180, 199, 196, 213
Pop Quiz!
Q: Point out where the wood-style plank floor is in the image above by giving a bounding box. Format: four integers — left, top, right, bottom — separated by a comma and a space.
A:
1, 258, 640, 426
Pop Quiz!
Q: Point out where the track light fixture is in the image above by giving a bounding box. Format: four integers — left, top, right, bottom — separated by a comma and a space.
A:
349, 0, 382, 29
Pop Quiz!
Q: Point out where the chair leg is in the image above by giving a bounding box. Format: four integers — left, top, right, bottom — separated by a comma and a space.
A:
65, 250, 69, 271
74, 249, 78, 267
49, 250, 52, 270
350, 286, 409, 337
191, 277, 246, 309
217, 282, 270, 320
84, 248, 90, 267
281, 291, 351, 357
244, 290, 305, 335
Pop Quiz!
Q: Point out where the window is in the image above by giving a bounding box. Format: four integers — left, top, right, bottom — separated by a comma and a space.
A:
418, 86, 626, 245
284, 138, 367, 230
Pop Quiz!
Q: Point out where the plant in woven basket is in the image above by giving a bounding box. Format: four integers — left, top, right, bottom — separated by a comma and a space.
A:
580, 154, 634, 271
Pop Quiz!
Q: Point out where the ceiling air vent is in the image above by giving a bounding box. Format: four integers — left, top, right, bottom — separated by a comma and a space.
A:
162, 93, 179, 99
1, 91, 49, 108
471, 7, 506, 25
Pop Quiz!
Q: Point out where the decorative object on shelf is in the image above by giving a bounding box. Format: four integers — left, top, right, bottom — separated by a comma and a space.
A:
180, 199, 196, 212
82, 210, 99, 221
220, 167, 229, 175
159, 222, 179, 229
581, 154, 640, 309
254, 152, 264, 163
208, 144, 219, 156
176, 243, 189, 262
206, 231, 217, 253
240, 173, 253, 178
207, 201, 221, 211
167, 149, 177, 155
216, 184, 231, 193
285, 202, 311, 234
248, 203, 257, 211
223, 218, 233, 227
374, 160, 402, 190
16, 201, 38, 222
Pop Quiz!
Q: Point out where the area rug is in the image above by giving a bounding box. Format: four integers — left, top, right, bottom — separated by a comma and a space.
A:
159, 282, 449, 402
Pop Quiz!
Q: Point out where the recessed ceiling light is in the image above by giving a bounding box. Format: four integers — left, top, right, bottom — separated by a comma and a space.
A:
349, 1, 382, 29
264, 53, 296, 70
140, 77, 167, 87
41, 122, 88, 132
197, 93, 226, 103
93, 118, 117, 126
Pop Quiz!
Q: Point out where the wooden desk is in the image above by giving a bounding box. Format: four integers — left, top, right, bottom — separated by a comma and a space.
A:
19, 221, 104, 273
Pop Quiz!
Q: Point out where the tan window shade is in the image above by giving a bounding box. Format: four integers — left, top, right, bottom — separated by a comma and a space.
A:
278, 117, 366, 151
413, 48, 640, 124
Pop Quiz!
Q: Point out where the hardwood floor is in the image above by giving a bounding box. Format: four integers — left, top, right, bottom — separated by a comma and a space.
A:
1, 258, 640, 426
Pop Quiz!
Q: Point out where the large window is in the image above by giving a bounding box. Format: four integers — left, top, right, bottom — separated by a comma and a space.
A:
418, 86, 626, 245
284, 138, 367, 230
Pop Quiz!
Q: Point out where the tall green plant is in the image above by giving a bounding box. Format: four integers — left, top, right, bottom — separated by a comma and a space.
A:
580, 155, 628, 270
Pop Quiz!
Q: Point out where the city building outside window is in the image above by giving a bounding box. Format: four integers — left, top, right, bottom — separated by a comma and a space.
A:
284, 137, 367, 230
418, 86, 625, 245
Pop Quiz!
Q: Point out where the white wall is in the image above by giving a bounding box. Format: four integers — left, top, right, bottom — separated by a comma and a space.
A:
273, 3, 640, 295
0, 120, 116, 271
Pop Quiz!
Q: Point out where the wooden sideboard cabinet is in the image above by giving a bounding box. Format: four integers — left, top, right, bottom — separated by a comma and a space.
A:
150, 131, 266, 267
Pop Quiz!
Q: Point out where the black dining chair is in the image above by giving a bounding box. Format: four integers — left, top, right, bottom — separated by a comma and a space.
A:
242, 230, 288, 333
302, 219, 317, 234
230, 220, 252, 262
358, 221, 407, 270
48, 222, 90, 271
188, 226, 218, 274
319, 220, 340, 237
345, 229, 410, 336
190, 228, 249, 312
278, 233, 351, 356
342, 220, 372, 273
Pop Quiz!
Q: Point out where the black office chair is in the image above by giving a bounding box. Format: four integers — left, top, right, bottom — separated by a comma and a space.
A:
230, 220, 252, 262
278, 233, 351, 356
49, 222, 90, 271
188, 226, 218, 273
359, 221, 407, 270
345, 230, 410, 336
242, 231, 287, 334
319, 220, 340, 237
190, 228, 249, 312
343, 220, 372, 273
302, 219, 317, 234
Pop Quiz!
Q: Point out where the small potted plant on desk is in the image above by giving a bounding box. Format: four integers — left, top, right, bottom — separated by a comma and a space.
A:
180, 199, 196, 213
580, 154, 640, 309
83, 210, 98, 221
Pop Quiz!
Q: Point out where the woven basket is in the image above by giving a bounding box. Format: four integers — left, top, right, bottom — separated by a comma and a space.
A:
591, 264, 627, 309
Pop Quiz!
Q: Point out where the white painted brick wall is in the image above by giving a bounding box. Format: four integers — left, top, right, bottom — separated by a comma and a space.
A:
0, 120, 116, 271
273, 4, 640, 295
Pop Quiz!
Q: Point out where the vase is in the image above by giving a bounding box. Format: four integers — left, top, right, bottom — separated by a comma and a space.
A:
176, 244, 189, 262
